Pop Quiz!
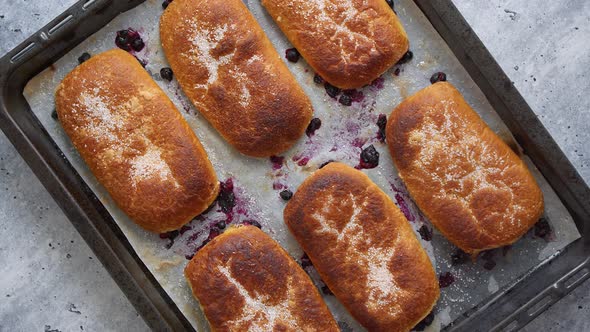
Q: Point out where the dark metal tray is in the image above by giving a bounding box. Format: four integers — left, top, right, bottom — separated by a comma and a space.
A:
0, 0, 588, 331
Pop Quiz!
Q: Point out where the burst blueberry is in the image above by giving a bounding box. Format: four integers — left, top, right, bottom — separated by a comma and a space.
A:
430, 71, 447, 84
360, 145, 379, 169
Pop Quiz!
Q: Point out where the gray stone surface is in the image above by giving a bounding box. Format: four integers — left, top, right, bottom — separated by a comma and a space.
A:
0, 0, 588, 331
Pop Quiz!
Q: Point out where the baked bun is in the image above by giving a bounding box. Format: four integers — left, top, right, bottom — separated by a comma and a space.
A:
284, 162, 439, 331
184, 225, 339, 331
386, 82, 544, 256
160, 0, 313, 157
55, 49, 219, 233
261, 0, 409, 89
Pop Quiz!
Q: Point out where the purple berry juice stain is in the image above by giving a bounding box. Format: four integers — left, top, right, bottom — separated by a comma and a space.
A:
394, 193, 415, 222
269, 155, 285, 170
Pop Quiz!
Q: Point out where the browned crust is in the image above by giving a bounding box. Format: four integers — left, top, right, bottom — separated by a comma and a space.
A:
160, 0, 313, 157
184, 225, 339, 332
261, 0, 409, 89
55, 49, 219, 233
284, 163, 439, 331
386, 82, 544, 256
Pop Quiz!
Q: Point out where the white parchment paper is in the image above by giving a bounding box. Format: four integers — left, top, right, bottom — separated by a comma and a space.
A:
23, 0, 580, 330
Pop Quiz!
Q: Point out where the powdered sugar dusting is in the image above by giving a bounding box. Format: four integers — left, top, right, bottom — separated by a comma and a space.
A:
298, 0, 379, 65
408, 99, 525, 228
312, 193, 402, 316
74, 87, 180, 189
218, 264, 298, 331
76, 89, 121, 142
186, 22, 236, 90
185, 20, 254, 108
130, 147, 179, 188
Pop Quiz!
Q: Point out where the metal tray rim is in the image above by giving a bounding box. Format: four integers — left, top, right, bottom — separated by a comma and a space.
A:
0, 0, 588, 331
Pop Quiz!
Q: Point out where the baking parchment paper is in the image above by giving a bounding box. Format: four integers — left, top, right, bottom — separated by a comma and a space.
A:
23, 0, 581, 330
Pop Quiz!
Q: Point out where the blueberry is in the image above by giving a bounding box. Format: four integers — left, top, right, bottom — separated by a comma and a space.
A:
285, 48, 300, 63
306, 118, 322, 137
160, 67, 174, 81
77, 52, 91, 64
413, 311, 434, 331
338, 94, 352, 106
438, 272, 455, 288
430, 71, 447, 84
360, 145, 379, 169
451, 249, 470, 266
397, 50, 413, 64
534, 218, 552, 239
216, 221, 226, 229
51, 109, 58, 120
324, 82, 341, 98
280, 190, 293, 201
313, 73, 324, 84
115, 30, 131, 50
418, 225, 433, 241
300, 253, 312, 268
217, 180, 236, 213
116, 37, 131, 51
483, 260, 496, 270
131, 38, 145, 52
376, 114, 387, 142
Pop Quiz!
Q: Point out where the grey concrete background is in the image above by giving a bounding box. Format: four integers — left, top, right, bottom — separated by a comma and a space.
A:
0, 0, 588, 331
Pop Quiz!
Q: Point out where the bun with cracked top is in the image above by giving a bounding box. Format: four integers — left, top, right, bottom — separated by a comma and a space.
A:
160, 0, 313, 157
386, 82, 544, 256
184, 225, 339, 331
284, 162, 439, 331
55, 49, 219, 233
261, 0, 409, 89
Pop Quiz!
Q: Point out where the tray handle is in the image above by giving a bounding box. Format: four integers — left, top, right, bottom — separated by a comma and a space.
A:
0, 0, 145, 80
492, 260, 589, 331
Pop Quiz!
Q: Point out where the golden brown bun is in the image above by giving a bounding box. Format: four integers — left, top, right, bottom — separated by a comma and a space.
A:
284, 163, 439, 332
184, 225, 339, 332
261, 0, 409, 89
55, 49, 219, 233
160, 0, 313, 157
386, 82, 544, 256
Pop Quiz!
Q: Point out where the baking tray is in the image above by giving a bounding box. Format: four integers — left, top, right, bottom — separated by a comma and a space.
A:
0, 0, 588, 331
